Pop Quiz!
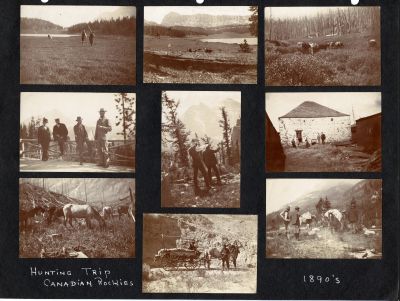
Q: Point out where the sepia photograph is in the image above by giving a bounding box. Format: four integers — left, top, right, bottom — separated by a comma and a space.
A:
142, 214, 257, 293
20, 5, 136, 85
266, 179, 382, 259
161, 91, 241, 208
19, 178, 135, 258
265, 6, 381, 86
20, 92, 135, 172
265, 92, 381, 172
144, 6, 257, 84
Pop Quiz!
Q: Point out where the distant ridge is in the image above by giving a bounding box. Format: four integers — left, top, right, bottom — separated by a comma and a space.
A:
161, 12, 250, 28
21, 17, 64, 34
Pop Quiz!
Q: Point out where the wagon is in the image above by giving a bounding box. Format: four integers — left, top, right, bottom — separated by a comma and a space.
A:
154, 248, 210, 270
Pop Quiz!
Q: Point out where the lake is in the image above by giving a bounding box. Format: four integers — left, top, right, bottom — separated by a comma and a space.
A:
21, 33, 79, 38
200, 37, 257, 45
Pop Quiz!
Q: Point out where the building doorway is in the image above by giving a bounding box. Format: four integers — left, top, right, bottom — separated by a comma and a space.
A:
295, 130, 303, 143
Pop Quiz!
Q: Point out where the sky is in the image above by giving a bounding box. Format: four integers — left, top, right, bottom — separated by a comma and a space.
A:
164, 91, 241, 115
144, 6, 252, 24
20, 92, 135, 139
265, 6, 365, 20
266, 179, 362, 214
21, 5, 136, 28
266, 92, 381, 130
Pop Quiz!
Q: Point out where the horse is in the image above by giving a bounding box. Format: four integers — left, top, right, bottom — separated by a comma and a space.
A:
117, 205, 129, 220
102, 206, 112, 220
205, 240, 242, 269
63, 204, 105, 230
81, 30, 87, 45
19, 206, 46, 229
47, 206, 64, 225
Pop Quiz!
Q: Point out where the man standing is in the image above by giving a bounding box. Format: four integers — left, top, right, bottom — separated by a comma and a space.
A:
317, 133, 321, 144
37, 117, 51, 161
348, 199, 359, 233
203, 144, 222, 186
188, 138, 210, 195
293, 206, 301, 240
95, 108, 112, 168
221, 244, 230, 270
280, 206, 291, 239
73, 116, 88, 165
53, 118, 68, 158
321, 132, 326, 144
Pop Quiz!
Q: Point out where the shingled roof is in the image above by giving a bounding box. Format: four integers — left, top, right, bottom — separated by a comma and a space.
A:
279, 101, 349, 118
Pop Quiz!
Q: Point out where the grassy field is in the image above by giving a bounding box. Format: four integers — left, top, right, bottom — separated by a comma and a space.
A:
265, 33, 380, 86
19, 215, 135, 258
144, 35, 257, 84
266, 227, 381, 259
20, 35, 136, 85
283, 143, 380, 172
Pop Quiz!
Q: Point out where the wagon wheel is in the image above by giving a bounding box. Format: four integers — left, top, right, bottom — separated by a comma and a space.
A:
184, 258, 198, 270
161, 255, 175, 271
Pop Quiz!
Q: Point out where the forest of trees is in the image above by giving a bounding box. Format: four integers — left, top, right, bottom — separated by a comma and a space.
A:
68, 16, 136, 36
265, 7, 380, 40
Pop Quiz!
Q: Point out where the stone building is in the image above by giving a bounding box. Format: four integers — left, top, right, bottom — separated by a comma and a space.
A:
278, 101, 351, 146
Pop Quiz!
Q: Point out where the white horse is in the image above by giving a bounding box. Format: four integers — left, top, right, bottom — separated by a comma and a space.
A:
63, 204, 105, 230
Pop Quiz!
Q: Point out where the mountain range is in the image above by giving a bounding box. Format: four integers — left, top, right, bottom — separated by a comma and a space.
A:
161, 12, 250, 27
180, 99, 240, 142
20, 178, 135, 208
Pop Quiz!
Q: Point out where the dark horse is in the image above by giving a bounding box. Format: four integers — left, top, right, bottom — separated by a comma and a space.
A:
47, 206, 64, 225
19, 206, 46, 229
205, 240, 242, 269
117, 205, 129, 220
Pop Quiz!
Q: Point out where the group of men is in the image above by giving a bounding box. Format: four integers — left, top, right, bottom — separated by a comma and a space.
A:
37, 108, 112, 167
188, 138, 223, 196
280, 206, 301, 240
291, 132, 326, 148
279, 200, 361, 240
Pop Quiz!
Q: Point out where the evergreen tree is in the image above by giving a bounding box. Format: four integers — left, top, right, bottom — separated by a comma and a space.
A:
249, 6, 258, 36
114, 93, 136, 143
162, 92, 190, 167
219, 107, 232, 165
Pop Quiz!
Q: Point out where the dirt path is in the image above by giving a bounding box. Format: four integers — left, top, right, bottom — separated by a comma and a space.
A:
284, 144, 373, 172
143, 267, 257, 293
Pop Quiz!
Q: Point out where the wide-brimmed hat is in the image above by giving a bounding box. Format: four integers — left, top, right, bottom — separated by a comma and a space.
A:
43, 117, 48, 123
99, 108, 107, 113
76, 116, 82, 121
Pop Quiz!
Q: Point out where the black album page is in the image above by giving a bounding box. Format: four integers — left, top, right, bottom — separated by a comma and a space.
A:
0, 0, 398, 299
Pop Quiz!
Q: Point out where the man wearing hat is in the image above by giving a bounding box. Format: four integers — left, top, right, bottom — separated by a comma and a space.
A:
37, 117, 51, 161
293, 206, 301, 240
74, 116, 88, 165
348, 198, 359, 233
203, 143, 222, 186
188, 138, 210, 195
280, 206, 291, 239
95, 108, 112, 168
53, 118, 68, 158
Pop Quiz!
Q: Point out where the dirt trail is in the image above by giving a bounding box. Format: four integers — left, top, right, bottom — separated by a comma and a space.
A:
284, 144, 375, 172
143, 267, 257, 293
